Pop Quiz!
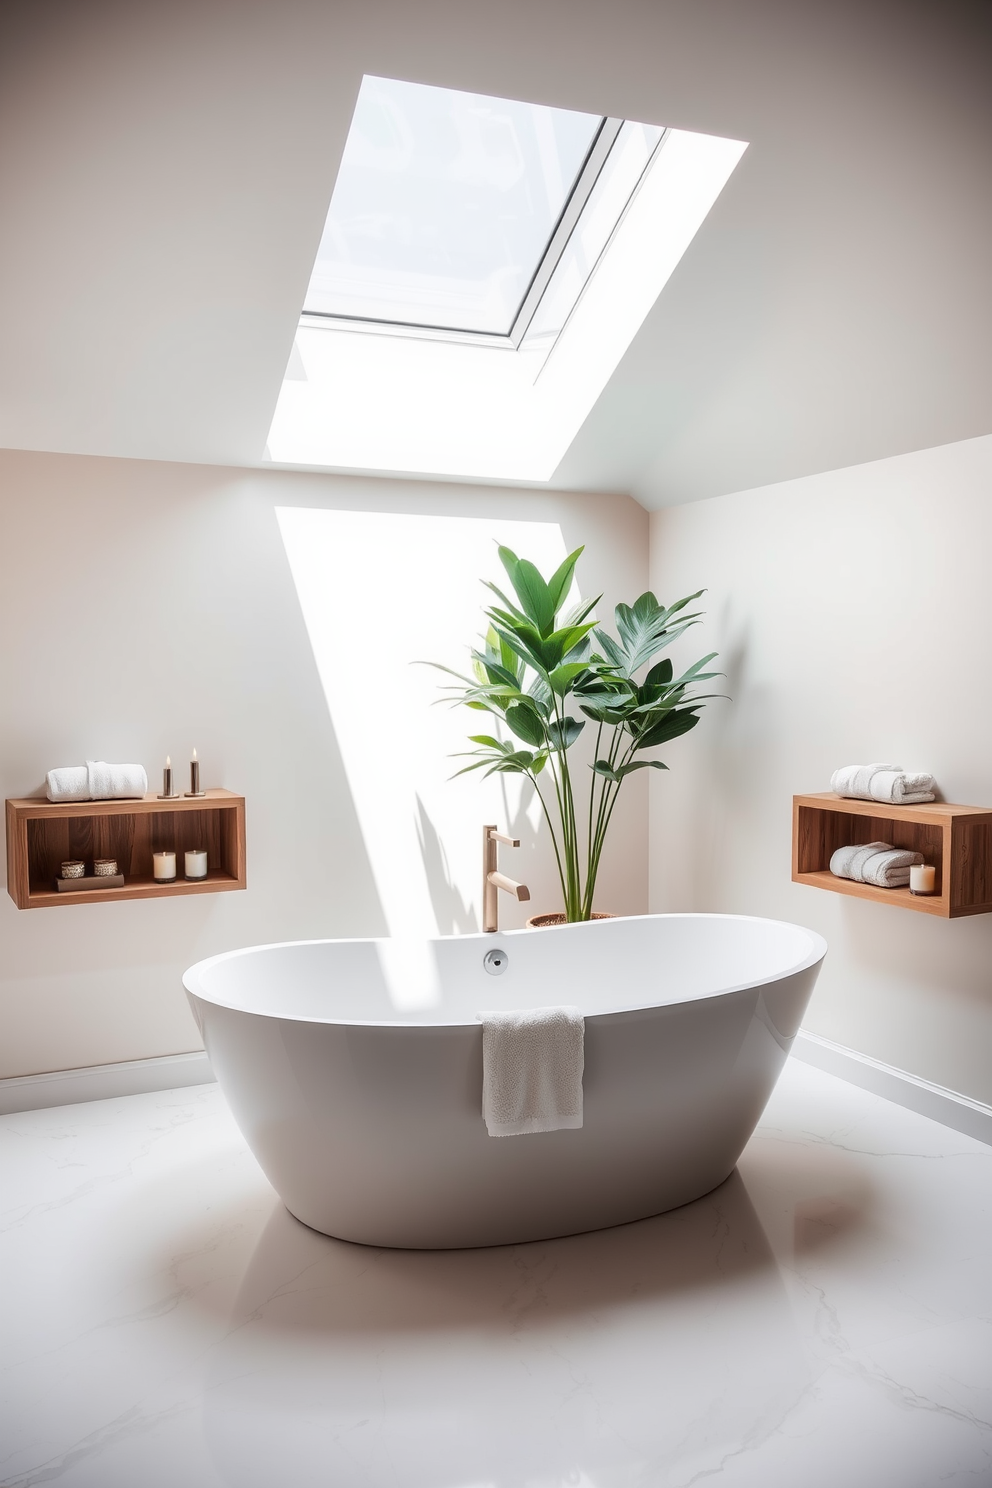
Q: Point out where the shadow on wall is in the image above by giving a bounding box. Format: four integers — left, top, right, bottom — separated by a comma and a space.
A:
415, 794, 475, 936
416, 789, 549, 934
655, 601, 773, 912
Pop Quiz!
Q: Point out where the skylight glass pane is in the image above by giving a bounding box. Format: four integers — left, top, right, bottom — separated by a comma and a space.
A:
304, 76, 602, 336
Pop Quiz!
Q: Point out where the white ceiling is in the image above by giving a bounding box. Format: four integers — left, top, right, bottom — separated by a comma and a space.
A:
1, 0, 989, 508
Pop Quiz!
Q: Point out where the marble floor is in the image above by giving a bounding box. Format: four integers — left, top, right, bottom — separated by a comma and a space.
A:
1, 1061, 990, 1488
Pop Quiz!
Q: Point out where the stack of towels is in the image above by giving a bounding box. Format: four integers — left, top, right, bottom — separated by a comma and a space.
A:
830, 841, 923, 888
830, 763, 936, 804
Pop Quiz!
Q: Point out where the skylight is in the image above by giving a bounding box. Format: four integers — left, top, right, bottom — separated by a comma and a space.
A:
303, 77, 604, 338
268, 82, 748, 483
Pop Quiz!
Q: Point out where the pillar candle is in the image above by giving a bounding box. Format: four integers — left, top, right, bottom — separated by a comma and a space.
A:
153, 851, 177, 882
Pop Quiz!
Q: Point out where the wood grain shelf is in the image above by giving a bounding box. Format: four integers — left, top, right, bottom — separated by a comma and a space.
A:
5, 789, 246, 909
792, 792, 992, 918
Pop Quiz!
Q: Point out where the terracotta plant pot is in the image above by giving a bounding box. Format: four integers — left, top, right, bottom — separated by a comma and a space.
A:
525, 911, 617, 929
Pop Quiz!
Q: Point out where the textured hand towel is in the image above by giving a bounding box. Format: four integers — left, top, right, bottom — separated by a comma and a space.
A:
86, 760, 147, 799
46, 761, 148, 802
830, 763, 935, 804
829, 841, 892, 881
829, 842, 923, 887
478, 1005, 584, 1137
859, 846, 924, 888
45, 765, 90, 802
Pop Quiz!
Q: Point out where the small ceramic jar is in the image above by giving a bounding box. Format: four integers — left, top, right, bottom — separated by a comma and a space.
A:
93, 858, 118, 877
61, 861, 86, 879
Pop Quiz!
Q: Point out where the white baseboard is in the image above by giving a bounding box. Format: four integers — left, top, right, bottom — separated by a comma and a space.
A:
793, 1029, 992, 1147
0, 1051, 215, 1116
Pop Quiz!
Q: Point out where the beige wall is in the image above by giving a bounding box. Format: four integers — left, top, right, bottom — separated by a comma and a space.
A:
648, 433, 992, 1103
0, 449, 648, 1078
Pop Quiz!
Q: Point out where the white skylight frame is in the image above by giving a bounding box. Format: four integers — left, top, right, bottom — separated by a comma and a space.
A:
299, 81, 636, 352
299, 116, 627, 350
267, 83, 748, 484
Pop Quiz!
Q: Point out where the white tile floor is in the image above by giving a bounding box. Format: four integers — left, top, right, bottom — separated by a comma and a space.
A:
1, 1059, 990, 1488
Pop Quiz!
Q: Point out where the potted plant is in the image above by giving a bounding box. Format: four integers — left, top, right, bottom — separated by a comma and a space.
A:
433, 544, 720, 923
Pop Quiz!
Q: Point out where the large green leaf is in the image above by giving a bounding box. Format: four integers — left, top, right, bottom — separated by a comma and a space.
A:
504, 703, 546, 746
490, 621, 552, 679
610, 593, 689, 676
644, 656, 673, 687
470, 651, 520, 690
499, 547, 556, 635
616, 759, 669, 777
548, 717, 584, 752
633, 708, 701, 750
546, 546, 584, 613
593, 630, 627, 671
547, 661, 590, 696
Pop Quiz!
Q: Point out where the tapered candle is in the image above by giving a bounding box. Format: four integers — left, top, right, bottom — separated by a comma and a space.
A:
189, 747, 200, 796
160, 755, 173, 798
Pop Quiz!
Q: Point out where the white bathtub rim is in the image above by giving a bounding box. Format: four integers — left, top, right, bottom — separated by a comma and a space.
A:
182, 913, 828, 1029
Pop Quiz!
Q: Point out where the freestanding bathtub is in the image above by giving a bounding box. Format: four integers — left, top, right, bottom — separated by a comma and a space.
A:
184, 914, 826, 1249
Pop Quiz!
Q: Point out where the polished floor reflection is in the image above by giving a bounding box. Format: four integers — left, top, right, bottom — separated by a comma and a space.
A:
1, 1060, 990, 1487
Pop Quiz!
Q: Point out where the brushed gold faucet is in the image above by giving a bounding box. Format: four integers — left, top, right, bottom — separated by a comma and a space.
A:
483, 825, 530, 933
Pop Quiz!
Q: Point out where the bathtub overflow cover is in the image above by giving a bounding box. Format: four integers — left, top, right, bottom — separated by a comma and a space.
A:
483, 949, 508, 976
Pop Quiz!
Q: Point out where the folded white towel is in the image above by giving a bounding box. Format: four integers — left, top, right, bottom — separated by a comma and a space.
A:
478, 1005, 584, 1137
829, 841, 923, 888
46, 761, 148, 802
859, 846, 924, 888
830, 763, 935, 804
830, 841, 892, 881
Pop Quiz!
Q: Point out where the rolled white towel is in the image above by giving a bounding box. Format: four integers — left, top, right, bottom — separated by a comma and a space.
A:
859, 847, 924, 888
46, 761, 148, 802
478, 1005, 584, 1137
45, 765, 90, 802
867, 770, 936, 804
830, 763, 935, 804
86, 760, 147, 800
829, 841, 892, 881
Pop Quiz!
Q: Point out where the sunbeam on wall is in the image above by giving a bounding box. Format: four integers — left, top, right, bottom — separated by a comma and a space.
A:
276, 508, 572, 941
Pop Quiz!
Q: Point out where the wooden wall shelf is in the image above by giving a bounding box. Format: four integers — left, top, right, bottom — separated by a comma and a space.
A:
793, 793, 992, 918
5, 789, 246, 909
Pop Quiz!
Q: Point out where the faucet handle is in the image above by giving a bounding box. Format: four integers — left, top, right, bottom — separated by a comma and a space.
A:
487, 829, 520, 847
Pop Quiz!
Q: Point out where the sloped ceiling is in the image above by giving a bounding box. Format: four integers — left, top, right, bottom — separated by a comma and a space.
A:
0, 0, 989, 508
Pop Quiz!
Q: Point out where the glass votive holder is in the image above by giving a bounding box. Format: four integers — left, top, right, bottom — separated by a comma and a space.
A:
93, 858, 118, 877
152, 851, 177, 883
910, 863, 936, 895
61, 860, 86, 879
184, 849, 208, 880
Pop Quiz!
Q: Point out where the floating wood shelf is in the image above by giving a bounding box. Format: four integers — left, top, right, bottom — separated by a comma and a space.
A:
793, 793, 992, 918
5, 789, 246, 909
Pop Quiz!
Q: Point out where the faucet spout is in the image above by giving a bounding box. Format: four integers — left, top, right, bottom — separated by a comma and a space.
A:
483, 825, 530, 933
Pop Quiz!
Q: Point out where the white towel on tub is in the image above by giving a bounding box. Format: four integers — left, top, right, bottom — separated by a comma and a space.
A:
478, 1005, 584, 1137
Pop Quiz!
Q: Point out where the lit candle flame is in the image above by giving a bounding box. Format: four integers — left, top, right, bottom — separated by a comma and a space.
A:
165, 755, 171, 767
192, 747, 198, 760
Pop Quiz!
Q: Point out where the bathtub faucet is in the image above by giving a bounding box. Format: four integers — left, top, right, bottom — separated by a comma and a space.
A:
483, 825, 530, 933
